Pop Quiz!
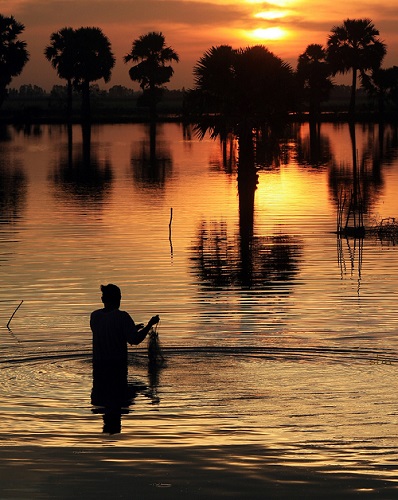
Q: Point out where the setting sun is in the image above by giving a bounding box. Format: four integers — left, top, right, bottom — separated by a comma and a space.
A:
249, 27, 287, 41
255, 11, 287, 20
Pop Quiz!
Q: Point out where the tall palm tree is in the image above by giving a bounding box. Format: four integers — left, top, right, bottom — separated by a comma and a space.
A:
297, 44, 333, 120
44, 27, 76, 121
327, 18, 386, 115
190, 44, 294, 139
234, 45, 294, 133
0, 14, 29, 108
124, 32, 179, 120
190, 45, 236, 140
72, 27, 115, 122
45, 27, 115, 122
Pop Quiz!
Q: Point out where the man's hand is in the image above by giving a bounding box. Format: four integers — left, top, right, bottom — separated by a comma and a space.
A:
149, 315, 160, 327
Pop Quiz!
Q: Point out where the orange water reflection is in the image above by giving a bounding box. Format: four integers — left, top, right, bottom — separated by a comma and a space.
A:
0, 122, 397, 346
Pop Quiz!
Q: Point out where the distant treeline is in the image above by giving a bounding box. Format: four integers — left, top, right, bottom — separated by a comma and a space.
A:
0, 83, 379, 124
1, 85, 185, 123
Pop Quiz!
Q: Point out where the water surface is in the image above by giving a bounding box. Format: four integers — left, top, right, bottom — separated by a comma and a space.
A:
0, 122, 397, 496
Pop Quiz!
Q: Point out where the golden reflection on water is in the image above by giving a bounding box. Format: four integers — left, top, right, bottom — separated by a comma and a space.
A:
0, 121, 398, 343
1, 122, 398, 495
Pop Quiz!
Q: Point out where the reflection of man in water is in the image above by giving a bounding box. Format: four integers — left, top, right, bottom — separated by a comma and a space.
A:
90, 283, 159, 406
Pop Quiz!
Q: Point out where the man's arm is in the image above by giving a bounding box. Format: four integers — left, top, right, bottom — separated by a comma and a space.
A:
125, 314, 160, 345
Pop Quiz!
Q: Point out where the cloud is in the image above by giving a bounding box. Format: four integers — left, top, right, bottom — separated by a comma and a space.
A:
11, 0, 250, 28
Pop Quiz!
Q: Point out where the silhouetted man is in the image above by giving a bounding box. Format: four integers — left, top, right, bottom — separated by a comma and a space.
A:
90, 283, 159, 405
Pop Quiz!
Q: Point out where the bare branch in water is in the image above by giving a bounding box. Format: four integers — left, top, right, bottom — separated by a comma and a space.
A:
7, 300, 23, 330
169, 207, 173, 256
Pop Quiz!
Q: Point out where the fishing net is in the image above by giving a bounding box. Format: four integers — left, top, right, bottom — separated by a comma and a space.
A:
147, 324, 165, 366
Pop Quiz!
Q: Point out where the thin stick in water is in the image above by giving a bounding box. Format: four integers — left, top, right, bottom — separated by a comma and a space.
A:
169, 207, 173, 256
7, 300, 23, 329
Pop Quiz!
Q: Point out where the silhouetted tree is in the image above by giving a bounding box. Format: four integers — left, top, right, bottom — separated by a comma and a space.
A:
193, 45, 235, 114
45, 27, 115, 122
0, 15, 29, 108
361, 66, 398, 119
190, 44, 294, 140
187, 45, 236, 141
327, 19, 386, 116
297, 44, 333, 120
73, 27, 115, 122
45, 27, 76, 121
124, 32, 179, 120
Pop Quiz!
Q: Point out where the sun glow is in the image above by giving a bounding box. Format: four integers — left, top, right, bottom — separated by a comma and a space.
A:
254, 10, 286, 20
247, 0, 291, 6
250, 27, 287, 41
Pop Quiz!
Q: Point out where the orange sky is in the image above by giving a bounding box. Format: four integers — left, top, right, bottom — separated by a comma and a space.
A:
2, 0, 398, 91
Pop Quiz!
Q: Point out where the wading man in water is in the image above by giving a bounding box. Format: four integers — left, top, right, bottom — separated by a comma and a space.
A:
90, 283, 159, 405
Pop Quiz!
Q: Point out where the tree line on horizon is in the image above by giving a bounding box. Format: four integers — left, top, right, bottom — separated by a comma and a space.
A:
1, 13, 397, 127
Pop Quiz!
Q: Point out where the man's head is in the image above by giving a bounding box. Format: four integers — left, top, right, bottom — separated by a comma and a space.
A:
101, 284, 121, 309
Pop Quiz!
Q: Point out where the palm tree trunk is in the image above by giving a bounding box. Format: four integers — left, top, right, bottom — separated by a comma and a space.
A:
0, 86, 7, 110
349, 68, 357, 116
67, 79, 73, 123
149, 84, 157, 123
81, 80, 91, 123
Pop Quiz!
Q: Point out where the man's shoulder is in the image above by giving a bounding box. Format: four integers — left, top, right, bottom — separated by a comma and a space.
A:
91, 308, 131, 318
91, 308, 104, 318
118, 309, 133, 321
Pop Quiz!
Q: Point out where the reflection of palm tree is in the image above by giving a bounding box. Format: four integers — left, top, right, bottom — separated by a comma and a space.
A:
327, 18, 386, 116
191, 222, 302, 290
0, 164, 26, 223
124, 32, 179, 121
52, 125, 112, 206
0, 15, 29, 108
208, 134, 237, 174
193, 136, 301, 289
330, 124, 384, 234
130, 123, 173, 185
295, 123, 332, 168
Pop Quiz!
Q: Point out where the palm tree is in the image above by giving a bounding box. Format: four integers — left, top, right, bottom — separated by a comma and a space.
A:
124, 32, 179, 120
361, 66, 398, 119
189, 45, 236, 140
327, 18, 386, 115
234, 45, 294, 133
0, 14, 29, 108
193, 45, 236, 104
297, 44, 333, 120
72, 27, 115, 121
45, 27, 115, 122
190, 44, 294, 139
44, 27, 76, 121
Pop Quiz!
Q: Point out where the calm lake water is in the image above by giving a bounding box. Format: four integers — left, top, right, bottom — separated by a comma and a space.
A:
1, 122, 397, 497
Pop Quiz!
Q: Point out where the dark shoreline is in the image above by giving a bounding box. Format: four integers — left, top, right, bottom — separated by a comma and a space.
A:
1, 111, 397, 126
